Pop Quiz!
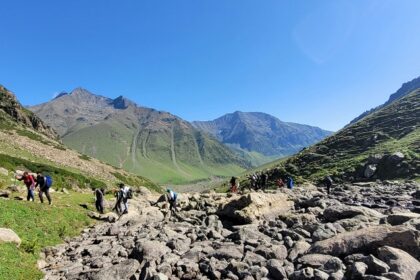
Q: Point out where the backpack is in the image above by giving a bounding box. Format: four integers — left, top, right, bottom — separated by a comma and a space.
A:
127, 188, 133, 199
44, 175, 53, 188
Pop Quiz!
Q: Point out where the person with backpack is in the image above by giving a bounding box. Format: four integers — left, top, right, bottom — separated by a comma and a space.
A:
16, 171, 36, 201
166, 188, 178, 212
114, 183, 131, 215
94, 188, 105, 214
286, 176, 294, 190
35, 171, 52, 205
324, 176, 333, 194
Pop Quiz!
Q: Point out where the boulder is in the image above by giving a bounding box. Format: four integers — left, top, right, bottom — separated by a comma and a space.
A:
0, 228, 21, 246
364, 164, 377, 178
89, 259, 140, 280
298, 254, 337, 268
0, 167, 8, 176
323, 205, 384, 222
130, 240, 170, 262
309, 225, 420, 258
377, 246, 420, 280
217, 193, 293, 224
386, 212, 420, 225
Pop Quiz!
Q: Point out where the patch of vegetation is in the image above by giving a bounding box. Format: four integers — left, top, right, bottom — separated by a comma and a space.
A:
16, 129, 53, 146
0, 153, 105, 190
0, 192, 96, 279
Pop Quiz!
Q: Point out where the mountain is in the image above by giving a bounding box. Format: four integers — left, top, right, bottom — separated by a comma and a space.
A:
0, 85, 158, 191
193, 111, 332, 165
30, 88, 249, 184
349, 76, 420, 125
0, 85, 57, 139
257, 84, 419, 183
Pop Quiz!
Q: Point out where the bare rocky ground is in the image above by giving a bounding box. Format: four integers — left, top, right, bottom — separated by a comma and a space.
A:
40, 181, 420, 280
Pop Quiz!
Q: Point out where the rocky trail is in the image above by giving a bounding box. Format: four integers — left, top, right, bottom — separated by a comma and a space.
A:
40, 182, 420, 280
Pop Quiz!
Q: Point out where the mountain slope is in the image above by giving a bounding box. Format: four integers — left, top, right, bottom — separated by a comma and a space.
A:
0, 85, 158, 191
193, 111, 332, 164
30, 89, 249, 184
258, 88, 419, 183
349, 76, 420, 125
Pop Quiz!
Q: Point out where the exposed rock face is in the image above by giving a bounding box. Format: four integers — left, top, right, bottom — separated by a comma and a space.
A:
0, 85, 58, 139
0, 228, 21, 246
41, 182, 420, 280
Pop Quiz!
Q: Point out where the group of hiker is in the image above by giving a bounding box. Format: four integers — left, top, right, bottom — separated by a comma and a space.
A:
229, 173, 295, 193
93, 183, 178, 216
15, 171, 53, 205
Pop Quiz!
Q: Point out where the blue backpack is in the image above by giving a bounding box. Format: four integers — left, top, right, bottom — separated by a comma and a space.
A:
45, 175, 53, 188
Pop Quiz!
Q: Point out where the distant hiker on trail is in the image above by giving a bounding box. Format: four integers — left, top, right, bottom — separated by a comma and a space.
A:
260, 173, 267, 190
94, 188, 105, 214
16, 172, 36, 201
166, 188, 178, 212
114, 183, 131, 215
230, 177, 238, 193
286, 176, 294, 189
35, 171, 52, 205
324, 176, 333, 194
276, 178, 284, 188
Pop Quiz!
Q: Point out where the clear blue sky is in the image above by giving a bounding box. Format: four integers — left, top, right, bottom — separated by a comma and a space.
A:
1, 0, 420, 131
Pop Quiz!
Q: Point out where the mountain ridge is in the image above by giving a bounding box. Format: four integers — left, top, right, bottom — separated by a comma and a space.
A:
193, 111, 333, 160
30, 88, 250, 184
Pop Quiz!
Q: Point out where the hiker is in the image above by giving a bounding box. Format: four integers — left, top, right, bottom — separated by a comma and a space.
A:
16, 172, 36, 201
166, 188, 178, 212
324, 176, 333, 194
94, 188, 105, 214
276, 178, 284, 188
35, 171, 52, 205
229, 176, 238, 193
286, 176, 294, 189
260, 173, 267, 190
114, 183, 131, 215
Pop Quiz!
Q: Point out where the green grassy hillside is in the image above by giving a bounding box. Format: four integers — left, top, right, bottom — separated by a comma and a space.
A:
30, 88, 250, 184
251, 89, 419, 184
62, 111, 248, 184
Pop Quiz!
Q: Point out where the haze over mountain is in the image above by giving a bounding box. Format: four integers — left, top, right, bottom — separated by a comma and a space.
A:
193, 112, 332, 164
30, 88, 249, 184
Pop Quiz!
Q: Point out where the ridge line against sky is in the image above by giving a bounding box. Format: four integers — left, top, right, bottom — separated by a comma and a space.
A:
1, 0, 420, 131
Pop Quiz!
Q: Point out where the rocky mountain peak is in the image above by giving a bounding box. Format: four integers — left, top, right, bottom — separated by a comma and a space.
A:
112, 95, 134, 110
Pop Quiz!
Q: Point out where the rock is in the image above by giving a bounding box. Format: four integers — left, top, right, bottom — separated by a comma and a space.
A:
266, 259, 287, 279
0, 167, 8, 176
323, 205, 384, 222
313, 269, 330, 280
0, 190, 10, 198
288, 241, 311, 261
386, 212, 420, 225
389, 152, 405, 163
0, 228, 21, 246
289, 267, 314, 280
153, 273, 168, 280
62, 188, 69, 194
130, 240, 170, 262
365, 164, 377, 178
298, 254, 336, 268
218, 193, 293, 224
351, 262, 368, 278
377, 246, 420, 280
89, 259, 140, 280
365, 255, 390, 274
321, 257, 344, 272
212, 244, 244, 260
309, 225, 420, 258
